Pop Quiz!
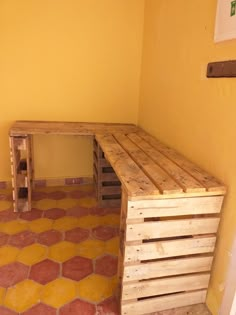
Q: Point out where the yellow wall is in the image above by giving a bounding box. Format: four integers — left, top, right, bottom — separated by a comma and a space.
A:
0, 0, 145, 181
139, 1, 236, 314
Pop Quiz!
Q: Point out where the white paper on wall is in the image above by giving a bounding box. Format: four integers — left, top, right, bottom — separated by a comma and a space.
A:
215, 0, 236, 42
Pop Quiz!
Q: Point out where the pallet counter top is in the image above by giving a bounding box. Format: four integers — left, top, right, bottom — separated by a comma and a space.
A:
9, 120, 226, 314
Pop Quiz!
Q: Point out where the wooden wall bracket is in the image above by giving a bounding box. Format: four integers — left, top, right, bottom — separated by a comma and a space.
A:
207, 60, 236, 78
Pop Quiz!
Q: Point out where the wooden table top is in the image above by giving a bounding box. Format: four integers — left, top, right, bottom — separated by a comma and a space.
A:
10, 120, 226, 200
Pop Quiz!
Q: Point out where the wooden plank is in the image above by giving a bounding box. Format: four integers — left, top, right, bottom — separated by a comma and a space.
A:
127, 133, 206, 193
127, 196, 224, 219
9, 121, 138, 136
122, 273, 210, 300
126, 218, 220, 241
96, 134, 160, 197
26, 136, 32, 212
124, 236, 216, 262
123, 255, 213, 281
121, 290, 207, 315
114, 133, 183, 194
137, 130, 226, 194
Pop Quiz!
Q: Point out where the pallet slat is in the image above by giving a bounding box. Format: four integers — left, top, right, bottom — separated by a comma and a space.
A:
114, 133, 183, 194
127, 196, 224, 219
124, 236, 216, 262
137, 130, 226, 194
126, 218, 220, 241
122, 273, 210, 300
127, 133, 206, 193
123, 255, 213, 282
96, 134, 159, 197
122, 290, 207, 315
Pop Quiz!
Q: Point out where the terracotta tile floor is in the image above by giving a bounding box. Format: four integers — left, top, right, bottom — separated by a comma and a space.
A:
0, 185, 120, 315
0, 185, 212, 315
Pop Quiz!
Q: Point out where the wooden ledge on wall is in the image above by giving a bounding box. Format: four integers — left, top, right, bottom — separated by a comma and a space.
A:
207, 60, 236, 77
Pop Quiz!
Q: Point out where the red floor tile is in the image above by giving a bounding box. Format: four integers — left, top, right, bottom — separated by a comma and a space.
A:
68, 190, 86, 199
65, 227, 90, 243
90, 207, 120, 216
95, 255, 118, 277
62, 256, 93, 281
44, 208, 66, 219
60, 299, 96, 315
97, 297, 119, 315
92, 226, 118, 241
19, 208, 43, 221
0, 262, 29, 287
29, 259, 60, 284
0, 209, 18, 222
66, 206, 89, 218
37, 229, 63, 246
22, 303, 57, 315
0, 232, 9, 246
47, 191, 66, 200
0, 307, 18, 315
32, 191, 48, 201
8, 231, 36, 248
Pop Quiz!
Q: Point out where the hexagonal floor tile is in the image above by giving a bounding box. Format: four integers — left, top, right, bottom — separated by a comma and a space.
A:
0, 286, 5, 303
62, 256, 93, 281
97, 296, 119, 315
77, 215, 103, 229
95, 255, 118, 277
49, 241, 76, 262
1, 220, 29, 235
65, 227, 90, 243
105, 237, 119, 256
76, 239, 105, 259
77, 274, 114, 303
92, 226, 118, 241
0, 262, 29, 287
0, 201, 12, 212
37, 230, 63, 246
0, 246, 19, 266
44, 208, 66, 220
22, 303, 56, 315
0, 209, 18, 222
53, 217, 79, 231
33, 199, 57, 210
66, 206, 89, 218
17, 243, 47, 266
32, 191, 48, 201
29, 259, 60, 284
68, 190, 86, 199
29, 218, 53, 233
4, 279, 42, 312
0, 232, 9, 246
41, 278, 76, 308
0, 306, 18, 315
19, 208, 43, 221
47, 191, 66, 200
56, 198, 78, 209
76, 197, 97, 208
101, 214, 120, 226
60, 299, 96, 315
8, 231, 36, 248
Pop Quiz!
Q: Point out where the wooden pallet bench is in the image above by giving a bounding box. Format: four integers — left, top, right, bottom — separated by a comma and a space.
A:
9, 120, 226, 314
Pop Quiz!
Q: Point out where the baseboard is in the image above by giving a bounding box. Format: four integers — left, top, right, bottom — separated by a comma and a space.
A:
0, 176, 93, 189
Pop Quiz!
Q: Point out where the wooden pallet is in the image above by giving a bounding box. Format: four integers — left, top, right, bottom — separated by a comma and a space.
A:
9, 135, 33, 212
93, 138, 121, 207
118, 193, 223, 315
